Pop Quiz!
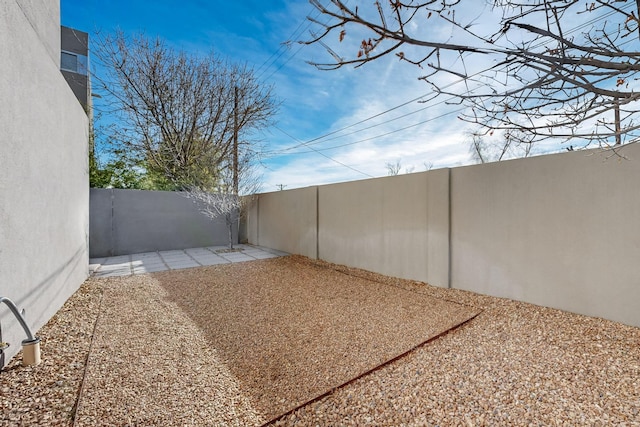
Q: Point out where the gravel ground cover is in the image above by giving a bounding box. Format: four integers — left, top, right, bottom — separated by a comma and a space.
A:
0, 282, 103, 426
276, 260, 640, 426
73, 275, 263, 426
1, 255, 639, 426
152, 256, 479, 422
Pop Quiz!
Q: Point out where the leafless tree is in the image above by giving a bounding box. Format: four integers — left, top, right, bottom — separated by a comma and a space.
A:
185, 152, 262, 249
187, 190, 241, 249
386, 159, 416, 175
306, 0, 640, 150
386, 160, 403, 175
93, 31, 278, 190
468, 130, 533, 163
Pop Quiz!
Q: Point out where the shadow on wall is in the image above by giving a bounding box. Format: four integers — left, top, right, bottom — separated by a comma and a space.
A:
89, 189, 236, 258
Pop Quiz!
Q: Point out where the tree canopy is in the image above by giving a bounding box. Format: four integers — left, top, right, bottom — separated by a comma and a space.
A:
306, 0, 640, 149
92, 31, 278, 190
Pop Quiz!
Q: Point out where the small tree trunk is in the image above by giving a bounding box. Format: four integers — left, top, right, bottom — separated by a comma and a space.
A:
226, 212, 233, 250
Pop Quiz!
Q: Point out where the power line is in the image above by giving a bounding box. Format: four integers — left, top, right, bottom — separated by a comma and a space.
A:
264, 4, 632, 176
254, 5, 319, 78
263, 42, 307, 82
274, 126, 374, 177
272, 92, 439, 154
256, 1, 346, 81
283, 108, 465, 155
294, 104, 435, 148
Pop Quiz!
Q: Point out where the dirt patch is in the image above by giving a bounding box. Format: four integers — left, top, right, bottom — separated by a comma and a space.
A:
49, 255, 477, 425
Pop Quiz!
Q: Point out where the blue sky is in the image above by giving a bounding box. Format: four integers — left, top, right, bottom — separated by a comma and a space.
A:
61, 0, 561, 191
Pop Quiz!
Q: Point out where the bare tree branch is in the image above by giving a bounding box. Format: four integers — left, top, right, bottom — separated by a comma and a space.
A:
184, 150, 262, 249
304, 0, 640, 150
92, 31, 278, 190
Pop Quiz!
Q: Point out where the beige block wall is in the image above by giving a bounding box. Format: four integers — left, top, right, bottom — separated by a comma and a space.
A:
247, 144, 639, 327
318, 170, 450, 285
243, 195, 259, 245
450, 143, 640, 326
253, 187, 318, 258
318, 178, 384, 273
425, 168, 451, 288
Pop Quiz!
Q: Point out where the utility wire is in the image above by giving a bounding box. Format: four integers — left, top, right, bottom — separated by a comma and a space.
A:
291, 104, 435, 148
272, 92, 439, 154
274, 126, 374, 177
286, 108, 465, 155
256, 0, 346, 81
263, 43, 307, 82
254, 5, 319, 78
263, 2, 634, 182
261, 0, 354, 82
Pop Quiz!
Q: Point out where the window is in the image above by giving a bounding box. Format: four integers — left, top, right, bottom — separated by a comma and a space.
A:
61, 52, 77, 72
60, 51, 88, 76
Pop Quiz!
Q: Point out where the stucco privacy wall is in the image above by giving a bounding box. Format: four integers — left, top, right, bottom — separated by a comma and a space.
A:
246, 186, 318, 258
318, 170, 450, 284
246, 171, 450, 286
247, 144, 640, 327
0, 1, 89, 364
450, 143, 640, 327
90, 189, 235, 257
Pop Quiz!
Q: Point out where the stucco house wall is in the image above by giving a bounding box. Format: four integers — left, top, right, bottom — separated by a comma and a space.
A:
0, 0, 89, 365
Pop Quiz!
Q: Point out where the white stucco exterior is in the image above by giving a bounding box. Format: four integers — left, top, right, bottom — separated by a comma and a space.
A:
0, 0, 89, 364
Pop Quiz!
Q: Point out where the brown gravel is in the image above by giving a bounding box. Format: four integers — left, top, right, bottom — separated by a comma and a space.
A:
73, 275, 263, 427
0, 281, 103, 426
2, 255, 639, 426
278, 260, 640, 426
152, 256, 478, 422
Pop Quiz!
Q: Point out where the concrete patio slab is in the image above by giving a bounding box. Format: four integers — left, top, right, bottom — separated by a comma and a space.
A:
158, 252, 190, 260
163, 260, 201, 270
130, 252, 163, 262
184, 248, 215, 255
132, 265, 168, 274
187, 253, 229, 266
246, 252, 279, 260
218, 253, 255, 263
101, 255, 130, 265
89, 244, 287, 277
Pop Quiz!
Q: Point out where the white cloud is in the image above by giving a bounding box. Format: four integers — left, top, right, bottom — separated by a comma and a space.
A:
256, 1, 611, 190
259, 43, 481, 189
251, 3, 494, 190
